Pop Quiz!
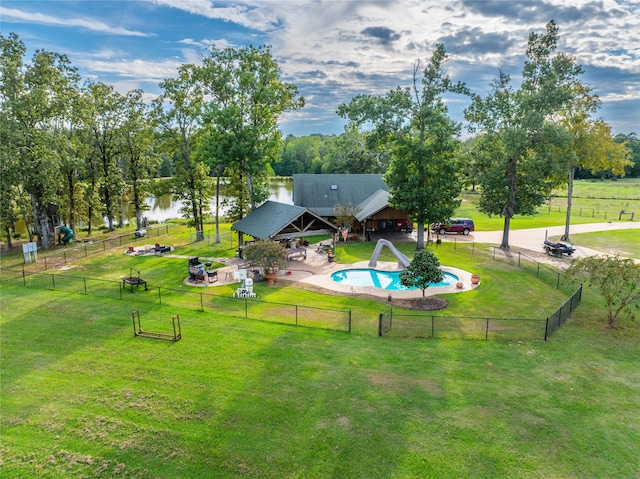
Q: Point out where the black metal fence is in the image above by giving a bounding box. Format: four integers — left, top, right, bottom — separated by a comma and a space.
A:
2, 224, 171, 272
544, 284, 583, 340
432, 238, 579, 295
0, 269, 352, 333
378, 307, 573, 341
377, 241, 584, 341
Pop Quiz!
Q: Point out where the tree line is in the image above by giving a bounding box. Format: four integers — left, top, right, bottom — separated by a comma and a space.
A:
1, 21, 636, 251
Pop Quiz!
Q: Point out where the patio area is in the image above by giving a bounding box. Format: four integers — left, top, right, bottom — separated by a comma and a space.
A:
212, 242, 478, 300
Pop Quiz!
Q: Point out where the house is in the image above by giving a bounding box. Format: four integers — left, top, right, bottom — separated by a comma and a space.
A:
231, 174, 412, 245
293, 174, 412, 236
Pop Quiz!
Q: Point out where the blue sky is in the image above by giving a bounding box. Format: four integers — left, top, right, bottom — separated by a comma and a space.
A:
2, 0, 638, 137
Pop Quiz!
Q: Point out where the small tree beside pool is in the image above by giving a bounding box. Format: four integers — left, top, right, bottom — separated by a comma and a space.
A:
400, 249, 444, 298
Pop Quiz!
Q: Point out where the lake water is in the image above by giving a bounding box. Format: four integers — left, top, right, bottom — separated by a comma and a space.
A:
14, 178, 294, 234
130, 178, 293, 224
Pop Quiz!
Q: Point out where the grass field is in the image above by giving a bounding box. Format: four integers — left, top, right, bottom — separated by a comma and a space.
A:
1, 179, 639, 477
2, 284, 639, 478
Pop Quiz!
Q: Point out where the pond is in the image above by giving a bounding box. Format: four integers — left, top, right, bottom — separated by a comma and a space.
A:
139, 178, 294, 224
13, 178, 294, 234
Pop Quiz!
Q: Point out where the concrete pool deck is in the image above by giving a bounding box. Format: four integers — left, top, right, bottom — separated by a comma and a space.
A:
271, 245, 478, 299
206, 242, 479, 299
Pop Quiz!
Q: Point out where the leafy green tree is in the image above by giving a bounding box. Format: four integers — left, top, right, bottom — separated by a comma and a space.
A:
197, 45, 304, 244
153, 64, 209, 240
85, 81, 127, 233
56, 80, 90, 237
465, 21, 587, 249
566, 255, 640, 328
615, 133, 639, 178
555, 118, 631, 241
1, 33, 80, 247
0, 33, 25, 247
121, 89, 159, 231
275, 134, 323, 175
339, 44, 467, 249
399, 249, 443, 298
333, 203, 361, 240
325, 127, 391, 174
242, 240, 288, 277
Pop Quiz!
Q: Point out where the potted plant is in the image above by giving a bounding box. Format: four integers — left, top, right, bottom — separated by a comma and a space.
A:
241, 241, 288, 286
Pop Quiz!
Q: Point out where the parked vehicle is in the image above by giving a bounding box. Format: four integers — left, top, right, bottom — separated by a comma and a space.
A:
543, 240, 575, 256
393, 220, 413, 233
431, 218, 475, 235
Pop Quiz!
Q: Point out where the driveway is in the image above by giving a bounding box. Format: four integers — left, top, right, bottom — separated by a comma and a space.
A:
468, 221, 640, 260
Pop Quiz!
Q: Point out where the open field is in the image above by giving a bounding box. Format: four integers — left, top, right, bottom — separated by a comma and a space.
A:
459, 178, 640, 231
2, 215, 640, 478
2, 179, 639, 477
2, 283, 639, 478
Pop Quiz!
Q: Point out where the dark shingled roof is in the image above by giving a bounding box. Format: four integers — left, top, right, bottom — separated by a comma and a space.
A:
293, 174, 388, 217
232, 201, 337, 240
355, 189, 390, 222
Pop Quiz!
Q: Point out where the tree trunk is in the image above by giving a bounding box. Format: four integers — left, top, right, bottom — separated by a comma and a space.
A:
500, 215, 511, 250
501, 156, 517, 250
247, 173, 256, 211
563, 166, 575, 242
215, 170, 221, 244
416, 224, 425, 250
67, 172, 76, 234
5, 228, 12, 250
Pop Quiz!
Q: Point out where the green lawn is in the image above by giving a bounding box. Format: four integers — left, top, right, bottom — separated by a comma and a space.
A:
550, 229, 640, 258
2, 179, 640, 477
2, 284, 639, 478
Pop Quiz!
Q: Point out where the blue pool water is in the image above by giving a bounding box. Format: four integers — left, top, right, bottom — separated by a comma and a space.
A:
331, 269, 459, 291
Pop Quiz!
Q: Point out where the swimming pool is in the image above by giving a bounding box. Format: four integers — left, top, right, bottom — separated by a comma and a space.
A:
330, 268, 459, 291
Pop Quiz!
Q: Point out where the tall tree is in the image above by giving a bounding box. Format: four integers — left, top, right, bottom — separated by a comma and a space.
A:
197, 45, 304, 244
465, 21, 586, 249
614, 133, 639, 178
556, 119, 631, 241
1, 33, 81, 248
85, 82, 126, 233
0, 33, 26, 247
338, 44, 468, 249
56, 80, 90, 237
121, 89, 159, 231
153, 64, 208, 239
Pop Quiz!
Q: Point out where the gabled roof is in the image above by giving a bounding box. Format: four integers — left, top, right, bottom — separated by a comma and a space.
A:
355, 189, 390, 222
293, 174, 388, 217
231, 200, 338, 240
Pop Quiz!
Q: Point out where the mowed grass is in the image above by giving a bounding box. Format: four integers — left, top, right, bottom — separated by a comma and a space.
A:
549, 229, 640, 258
2, 284, 639, 478
459, 178, 640, 231
2, 178, 640, 477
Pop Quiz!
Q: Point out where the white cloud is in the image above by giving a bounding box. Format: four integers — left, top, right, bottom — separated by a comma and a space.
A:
147, 0, 280, 31
179, 38, 234, 50
0, 6, 151, 36
75, 57, 183, 82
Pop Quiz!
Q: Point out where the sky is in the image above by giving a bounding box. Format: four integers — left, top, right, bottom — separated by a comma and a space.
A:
2, 0, 639, 137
